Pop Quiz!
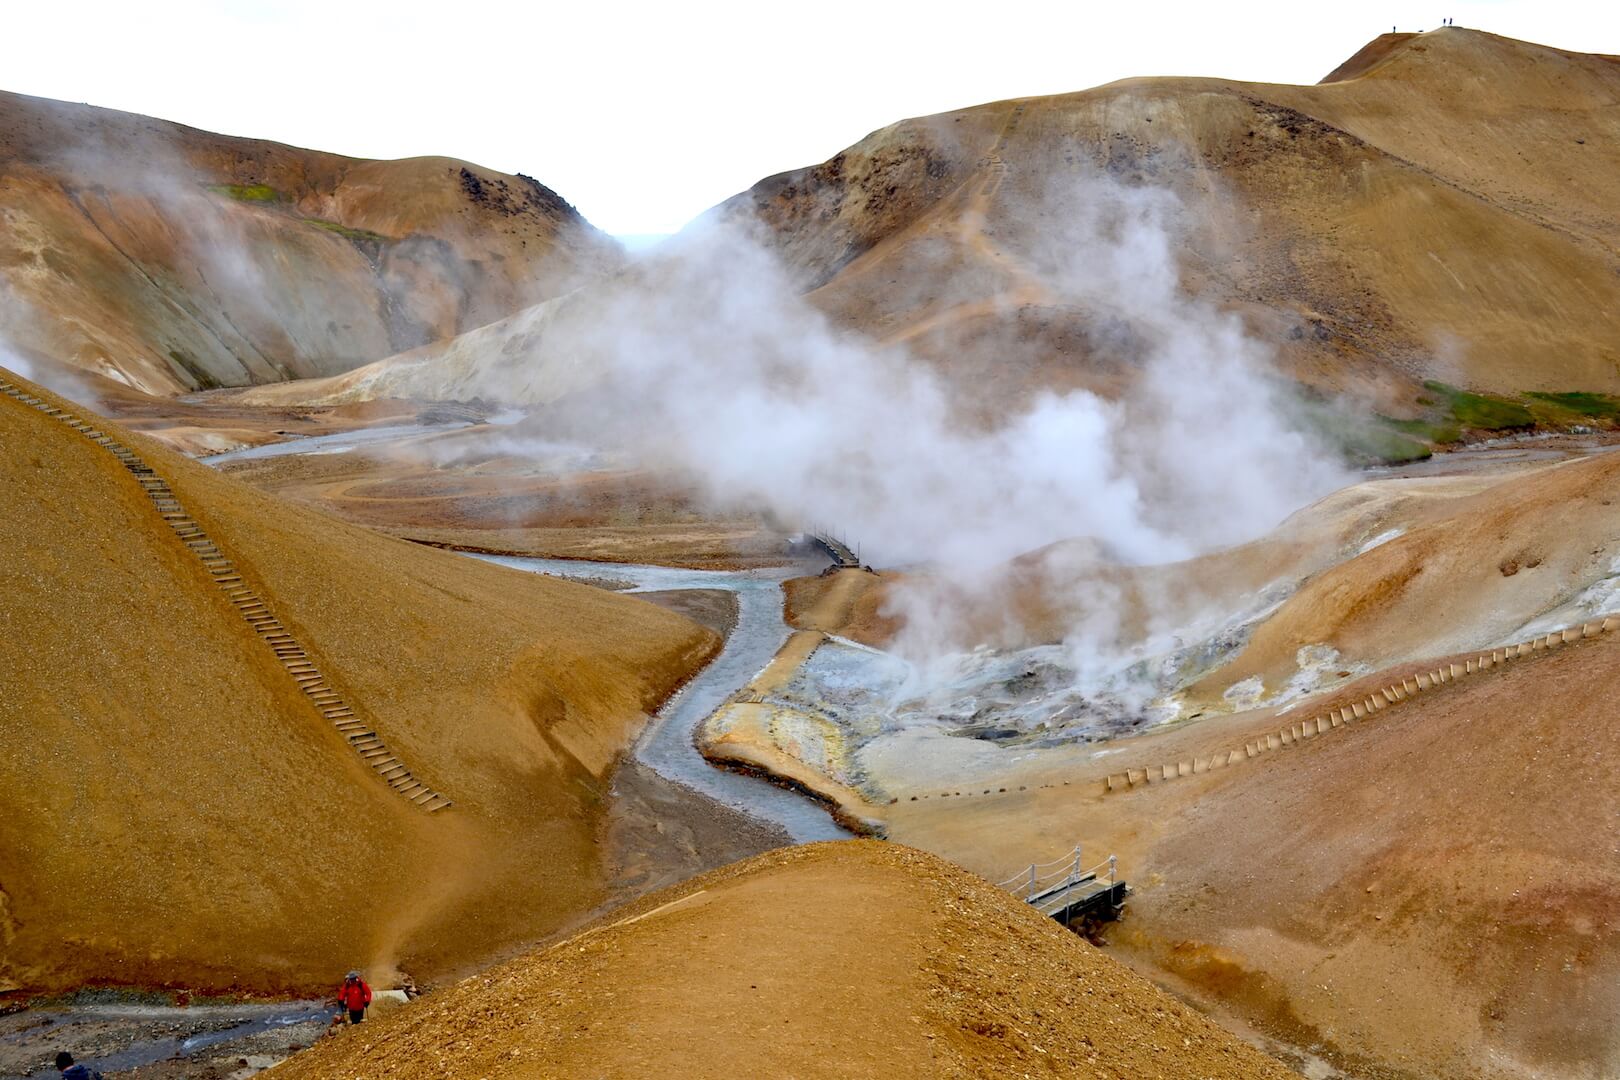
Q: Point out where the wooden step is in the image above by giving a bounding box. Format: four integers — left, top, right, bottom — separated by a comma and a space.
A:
0, 380, 457, 814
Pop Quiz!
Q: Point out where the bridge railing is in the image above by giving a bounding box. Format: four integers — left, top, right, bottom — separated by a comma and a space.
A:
995, 846, 1118, 904
802, 523, 862, 567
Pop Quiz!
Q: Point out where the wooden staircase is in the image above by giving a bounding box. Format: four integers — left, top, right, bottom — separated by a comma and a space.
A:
0, 377, 451, 812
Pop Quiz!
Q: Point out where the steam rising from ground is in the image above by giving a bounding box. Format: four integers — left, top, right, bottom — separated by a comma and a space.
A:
521, 171, 1342, 570
432, 170, 1348, 715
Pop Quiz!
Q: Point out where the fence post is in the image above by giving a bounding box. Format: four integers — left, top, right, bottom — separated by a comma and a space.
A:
1073, 845, 1082, 885
1108, 855, 1117, 883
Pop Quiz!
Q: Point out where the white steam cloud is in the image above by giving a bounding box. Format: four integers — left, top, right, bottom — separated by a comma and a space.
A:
493, 169, 1342, 577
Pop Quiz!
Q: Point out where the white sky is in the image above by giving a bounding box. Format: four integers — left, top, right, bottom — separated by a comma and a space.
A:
8, 1, 1617, 235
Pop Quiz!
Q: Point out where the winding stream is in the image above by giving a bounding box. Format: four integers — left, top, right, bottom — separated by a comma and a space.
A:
6, 540, 844, 1078
200, 435, 845, 839
2, 1001, 329, 1078
472, 554, 849, 842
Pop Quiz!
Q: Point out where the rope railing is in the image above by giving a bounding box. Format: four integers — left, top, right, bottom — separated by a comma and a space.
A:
996, 846, 1119, 903
1103, 614, 1620, 795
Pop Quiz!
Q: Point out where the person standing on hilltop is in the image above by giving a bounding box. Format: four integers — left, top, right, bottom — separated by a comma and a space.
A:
338, 970, 373, 1024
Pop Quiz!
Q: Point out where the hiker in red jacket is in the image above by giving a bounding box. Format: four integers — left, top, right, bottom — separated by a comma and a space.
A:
338, 970, 372, 1024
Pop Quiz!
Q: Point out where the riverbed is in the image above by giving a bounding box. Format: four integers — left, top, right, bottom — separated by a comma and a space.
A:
0, 1000, 329, 1079
472, 554, 848, 842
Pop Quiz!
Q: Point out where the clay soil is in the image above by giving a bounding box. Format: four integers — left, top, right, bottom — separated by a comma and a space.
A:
0, 372, 721, 996
882, 631, 1620, 1079
731, 28, 1620, 414
726, 448, 1620, 1078
271, 842, 1296, 1080
0, 88, 618, 395
212, 425, 787, 570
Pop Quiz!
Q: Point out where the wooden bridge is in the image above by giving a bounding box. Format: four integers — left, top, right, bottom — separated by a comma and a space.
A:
997, 847, 1127, 925
806, 528, 862, 568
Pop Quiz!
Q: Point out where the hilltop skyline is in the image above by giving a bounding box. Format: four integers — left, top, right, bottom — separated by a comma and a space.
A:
9, 0, 1619, 234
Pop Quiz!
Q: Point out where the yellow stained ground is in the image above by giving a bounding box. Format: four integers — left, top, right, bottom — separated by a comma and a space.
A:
0, 372, 718, 994
270, 842, 1297, 1080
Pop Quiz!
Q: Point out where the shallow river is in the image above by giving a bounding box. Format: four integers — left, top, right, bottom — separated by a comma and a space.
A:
1, 1001, 328, 1078
472, 554, 848, 842
197, 438, 847, 838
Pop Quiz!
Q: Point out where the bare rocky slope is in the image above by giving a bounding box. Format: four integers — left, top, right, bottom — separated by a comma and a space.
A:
0, 368, 717, 994
0, 89, 620, 395
271, 842, 1296, 1080
239, 29, 1620, 423
728, 27, 1620, 409
886, 625, 1620, 1079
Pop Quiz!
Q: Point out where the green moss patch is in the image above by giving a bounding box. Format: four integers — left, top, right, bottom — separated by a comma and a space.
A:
1421, 381, 1533, 431
1524, 391, 1620, 421
1344, 425, 1432, 466
1378, 415, 1462, 445
209, 183, 281, 203
304, 218, 389, 244
1295, 400, 1432, 466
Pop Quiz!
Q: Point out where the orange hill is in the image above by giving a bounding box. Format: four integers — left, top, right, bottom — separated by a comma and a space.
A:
233, 29, 1620, 420
789, 446, 1620, 724
728, 27, 1620, 408
0, 367, 717, 994
0, 89, 620, 395
885, 625, 1620, 1079
270, 842, 1296, 1080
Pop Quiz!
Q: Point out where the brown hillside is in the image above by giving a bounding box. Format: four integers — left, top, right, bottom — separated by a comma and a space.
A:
269, 841, 1295, 1080
795, 445, 1620, 726
1318, 32, 1420, 83
0, 89, 621, 394
211, 424, 787, 570
1184, 447, 1620, 708
236, 29, 1620, 417
727, 28, 1620, 408
885, 627, 1620, 1078
0, 368, 717, 994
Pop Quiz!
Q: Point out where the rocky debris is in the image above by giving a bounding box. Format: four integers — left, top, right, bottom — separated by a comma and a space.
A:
458, 166, 570, 220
